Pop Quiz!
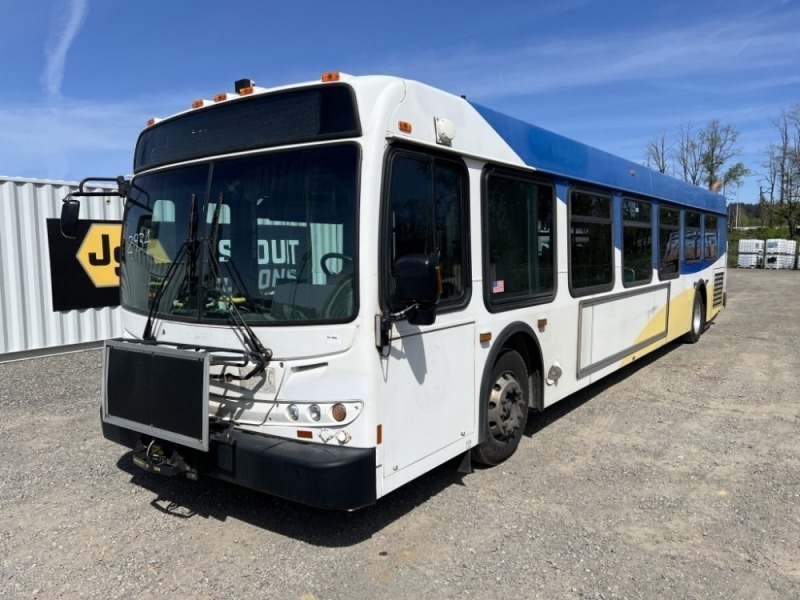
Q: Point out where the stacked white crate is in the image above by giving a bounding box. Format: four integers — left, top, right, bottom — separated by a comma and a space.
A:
737, 239, 764, 268
765, 239, 797, 269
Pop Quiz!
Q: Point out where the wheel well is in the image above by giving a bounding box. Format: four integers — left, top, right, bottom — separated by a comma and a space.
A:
476, 323, 545, 445
696, 281, 708, 306
498, 329, 544, 412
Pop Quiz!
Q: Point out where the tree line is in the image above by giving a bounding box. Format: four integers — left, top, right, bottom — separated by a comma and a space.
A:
644, 104, 800, 239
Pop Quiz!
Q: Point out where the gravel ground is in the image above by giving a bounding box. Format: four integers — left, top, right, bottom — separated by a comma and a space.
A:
1, 268, 798, 600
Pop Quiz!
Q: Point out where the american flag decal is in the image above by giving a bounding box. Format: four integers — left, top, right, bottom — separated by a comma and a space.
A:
492, 280, 505, 293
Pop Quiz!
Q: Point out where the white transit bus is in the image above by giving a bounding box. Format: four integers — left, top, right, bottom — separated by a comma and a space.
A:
62, 73, 727, 509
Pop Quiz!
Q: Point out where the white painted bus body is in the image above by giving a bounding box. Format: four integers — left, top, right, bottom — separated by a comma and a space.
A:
103, 74, 726, 508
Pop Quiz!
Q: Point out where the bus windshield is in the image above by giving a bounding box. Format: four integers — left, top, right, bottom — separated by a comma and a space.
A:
120, 144, 359, 325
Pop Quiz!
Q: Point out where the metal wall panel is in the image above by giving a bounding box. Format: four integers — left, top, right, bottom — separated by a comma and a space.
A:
0, 177, 123, 360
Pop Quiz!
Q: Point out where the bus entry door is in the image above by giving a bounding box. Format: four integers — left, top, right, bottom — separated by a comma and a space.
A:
381, 319, 475, 482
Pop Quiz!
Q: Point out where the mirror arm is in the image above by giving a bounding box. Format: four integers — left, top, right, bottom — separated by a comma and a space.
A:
375, 304, 420, 350
59, 176, 130, 240
63, 177, 129, 203
77, 176, 128, 196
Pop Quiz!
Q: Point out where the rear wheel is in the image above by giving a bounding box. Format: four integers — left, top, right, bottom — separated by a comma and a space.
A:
683, 290, 705, 344
472, 350, 529, 466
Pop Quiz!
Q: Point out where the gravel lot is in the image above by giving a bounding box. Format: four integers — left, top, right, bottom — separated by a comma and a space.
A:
1, 268, 799, 600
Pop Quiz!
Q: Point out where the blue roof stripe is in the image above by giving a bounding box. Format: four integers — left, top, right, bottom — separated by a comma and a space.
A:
470, 101, 727, 215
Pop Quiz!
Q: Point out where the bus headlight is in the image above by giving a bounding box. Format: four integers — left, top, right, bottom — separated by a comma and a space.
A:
287, 404, 299, 421
308, 404, 321, 421
331, 403, 347, 422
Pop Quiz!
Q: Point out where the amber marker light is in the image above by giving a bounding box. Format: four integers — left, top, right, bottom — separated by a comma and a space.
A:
239, 86, 254, 96
321, 71, 341, 82
479, 332, 492, 343
297, 430, 313, 439
146, 118, 157, 127
331, 403, 347, 422
214, 92, 232, 102
377, 424, 383, 445
398, 121, 413, 133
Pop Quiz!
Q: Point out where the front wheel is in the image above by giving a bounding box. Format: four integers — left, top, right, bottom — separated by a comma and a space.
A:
472, 350, 529, 466
683, 290, 705, 344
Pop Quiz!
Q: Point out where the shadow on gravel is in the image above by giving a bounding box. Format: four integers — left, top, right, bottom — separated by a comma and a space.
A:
112, 338, 686, 547
115, 449, 467, 547
523, 338, 684, 437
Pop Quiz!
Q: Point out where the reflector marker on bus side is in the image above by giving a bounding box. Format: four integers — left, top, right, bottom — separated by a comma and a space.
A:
215, 92, 237, 102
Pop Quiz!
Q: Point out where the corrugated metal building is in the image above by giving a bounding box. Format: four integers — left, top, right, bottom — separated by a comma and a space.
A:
0, 176, 123, 362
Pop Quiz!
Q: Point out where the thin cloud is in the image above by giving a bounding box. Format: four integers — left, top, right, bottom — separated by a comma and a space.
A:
42, 0, 89, 99
0, 96, 183, 180
365, 7, 800, 101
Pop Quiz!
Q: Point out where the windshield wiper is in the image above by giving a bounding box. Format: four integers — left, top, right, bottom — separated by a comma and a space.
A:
205, 193, 273, 372
141, 241, 190, 340
142, 194, 198, 340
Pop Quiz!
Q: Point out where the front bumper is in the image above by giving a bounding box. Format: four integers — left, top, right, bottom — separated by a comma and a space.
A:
103, 420, 377, 510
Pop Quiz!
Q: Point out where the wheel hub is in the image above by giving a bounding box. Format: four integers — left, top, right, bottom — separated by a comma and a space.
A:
487, 371, 524, 441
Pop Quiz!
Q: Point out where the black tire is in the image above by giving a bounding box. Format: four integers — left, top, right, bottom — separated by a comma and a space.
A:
683, 290, 705, 344
472, 350, 529, 466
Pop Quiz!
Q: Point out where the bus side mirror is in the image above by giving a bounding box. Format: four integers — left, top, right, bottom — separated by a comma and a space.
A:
396, 254, 440, 326
60, 197, 81, 239
376, 255, 442, 350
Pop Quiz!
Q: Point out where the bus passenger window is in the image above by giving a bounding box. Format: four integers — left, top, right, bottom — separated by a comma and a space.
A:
704, 214, 719, 260
569, 190, 613, 294
485, 172, 555, 307
658, 206, 680, 279
622, 198, 653, 286
684, 210, 701, 263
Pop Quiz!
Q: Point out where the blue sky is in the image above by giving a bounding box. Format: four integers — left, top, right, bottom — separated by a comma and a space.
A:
1, 0, 798, 204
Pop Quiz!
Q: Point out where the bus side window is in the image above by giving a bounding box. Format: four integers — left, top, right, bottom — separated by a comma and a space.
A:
704, 214, 719, 260
684, 210, 702, 263
621, 198, 653, 287
569, 189, 613, 295
658, 205, 680, 279
484, 171, 555, 306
